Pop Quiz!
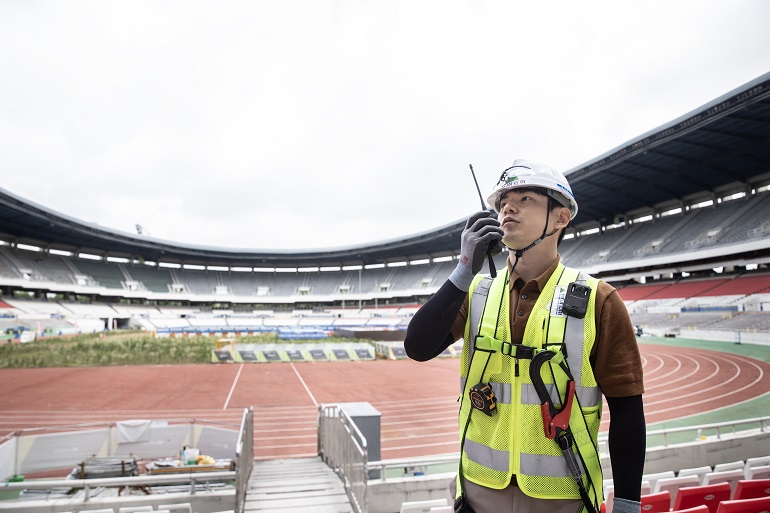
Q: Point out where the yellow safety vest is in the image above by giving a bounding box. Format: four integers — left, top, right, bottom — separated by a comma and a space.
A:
457, 262, 603, 504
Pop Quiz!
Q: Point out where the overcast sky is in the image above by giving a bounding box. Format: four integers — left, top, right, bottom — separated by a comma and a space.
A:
1, 1, 769, 251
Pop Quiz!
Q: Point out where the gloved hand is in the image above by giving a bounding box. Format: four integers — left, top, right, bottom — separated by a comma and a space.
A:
612, 498, 641, 513
448, 210, 504, 291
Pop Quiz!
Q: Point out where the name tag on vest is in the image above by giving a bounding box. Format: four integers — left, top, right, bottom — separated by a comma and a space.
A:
550, 286, 568, 318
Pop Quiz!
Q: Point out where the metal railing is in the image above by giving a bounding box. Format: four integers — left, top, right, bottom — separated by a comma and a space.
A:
318, 404, 368, 513
595, 415, 770, 455
366, 416, 770, 478
0, 471, 236, 497
368, 453, 459, 480
0, 413, 252, 510
1, 417, 240, 479
235, 407, 253, 513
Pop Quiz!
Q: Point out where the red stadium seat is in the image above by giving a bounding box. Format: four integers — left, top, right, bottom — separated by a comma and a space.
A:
671, 506, 711, 513
672, 482, 732, 513
715, 495, 770, 513
641, 491, 671, 513
733, 479, 770, 501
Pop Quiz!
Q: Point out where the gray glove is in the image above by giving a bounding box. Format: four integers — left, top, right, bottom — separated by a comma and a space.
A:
448, 210, 504, 291
612, 498, 641, 513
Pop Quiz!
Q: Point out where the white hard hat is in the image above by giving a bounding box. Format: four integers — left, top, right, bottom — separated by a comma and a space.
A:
486, 159, 578, 219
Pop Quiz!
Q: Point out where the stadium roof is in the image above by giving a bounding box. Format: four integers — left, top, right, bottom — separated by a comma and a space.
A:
2, 71, 770, 268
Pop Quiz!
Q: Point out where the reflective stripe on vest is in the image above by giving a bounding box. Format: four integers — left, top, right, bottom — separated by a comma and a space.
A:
464, 439, 584, 478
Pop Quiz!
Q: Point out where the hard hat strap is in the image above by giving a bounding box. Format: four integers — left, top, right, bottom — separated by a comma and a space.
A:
508, 195, 558, 273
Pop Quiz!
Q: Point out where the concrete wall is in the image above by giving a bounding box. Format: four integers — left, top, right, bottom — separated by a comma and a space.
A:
368, 472, 454, 513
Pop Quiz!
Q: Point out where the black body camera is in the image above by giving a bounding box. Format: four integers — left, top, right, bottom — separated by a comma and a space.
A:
562, 282, 591, 319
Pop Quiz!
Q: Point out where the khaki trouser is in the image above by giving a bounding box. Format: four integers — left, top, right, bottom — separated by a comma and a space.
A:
451, 475, 584, 513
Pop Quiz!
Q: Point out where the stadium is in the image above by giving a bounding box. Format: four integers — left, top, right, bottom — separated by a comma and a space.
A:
1, 73, 770, 513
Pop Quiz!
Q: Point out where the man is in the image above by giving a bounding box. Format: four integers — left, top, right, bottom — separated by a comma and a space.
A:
404, 160, 645, 513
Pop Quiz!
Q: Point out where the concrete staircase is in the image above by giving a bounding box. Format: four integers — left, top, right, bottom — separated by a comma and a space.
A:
244, 457, 354, 512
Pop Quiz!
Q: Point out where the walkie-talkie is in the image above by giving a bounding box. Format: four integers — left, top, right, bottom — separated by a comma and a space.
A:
469, 164, 497, 278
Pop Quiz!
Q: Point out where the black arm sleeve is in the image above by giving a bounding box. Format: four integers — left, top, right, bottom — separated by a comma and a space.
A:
606, 394, 646, 501
404, 280, 467, 362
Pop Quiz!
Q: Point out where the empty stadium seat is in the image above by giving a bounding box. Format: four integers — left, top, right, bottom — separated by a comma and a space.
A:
672, 482, 732, 513
400, 499, 449, 513
703, 470, 746, 494
644, 471, 676, 493
600, 481, 652, 513
156, 504, 193, 513
733, 479, 770, 501
745, 457, 770, 479
715, 495, 770, 513
679, 466, 715, 484
655, 475, 702, 507
604, 484, 615, 513
641, 491, 671, 513
747, 466, 770, 481
746, 456, 770, 471
714, 461, 746, 473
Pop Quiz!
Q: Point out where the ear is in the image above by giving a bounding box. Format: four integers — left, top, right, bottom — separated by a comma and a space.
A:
553, 206, 571, 230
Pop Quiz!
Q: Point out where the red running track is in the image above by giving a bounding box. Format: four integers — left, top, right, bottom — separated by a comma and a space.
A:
0, 344, 768, 461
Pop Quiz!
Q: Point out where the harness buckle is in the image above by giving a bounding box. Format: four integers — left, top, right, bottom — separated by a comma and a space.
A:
516, 345, 535, 359
500, 342, 535, 359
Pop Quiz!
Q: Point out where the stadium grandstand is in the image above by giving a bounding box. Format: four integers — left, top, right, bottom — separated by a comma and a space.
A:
1, 74, 770, 513
1, 72, 770, 345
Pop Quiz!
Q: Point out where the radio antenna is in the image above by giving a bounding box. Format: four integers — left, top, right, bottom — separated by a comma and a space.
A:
469, 164, 497, 278
469, 164, 486, 210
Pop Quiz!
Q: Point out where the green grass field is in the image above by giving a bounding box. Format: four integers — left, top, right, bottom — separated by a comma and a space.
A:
0, 331, 374, 368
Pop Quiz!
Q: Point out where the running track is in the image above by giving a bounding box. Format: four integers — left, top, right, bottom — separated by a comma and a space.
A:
0, 344, 768, 461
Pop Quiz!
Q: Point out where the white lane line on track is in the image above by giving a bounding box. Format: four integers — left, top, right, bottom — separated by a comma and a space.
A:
643, 357, 756, 410
642, 353, 666, 377
223, 364, 244, 410
291, 362, 318, 407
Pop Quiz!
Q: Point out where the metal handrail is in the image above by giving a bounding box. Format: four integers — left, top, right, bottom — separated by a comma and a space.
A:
370, 416, 770, 478
596, 415, 770, 452
0, 471, 236, 497
234, 407, 254, 513
368, 453, 459, 481
318, 404, 368, 513
7, 417, 239, 435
